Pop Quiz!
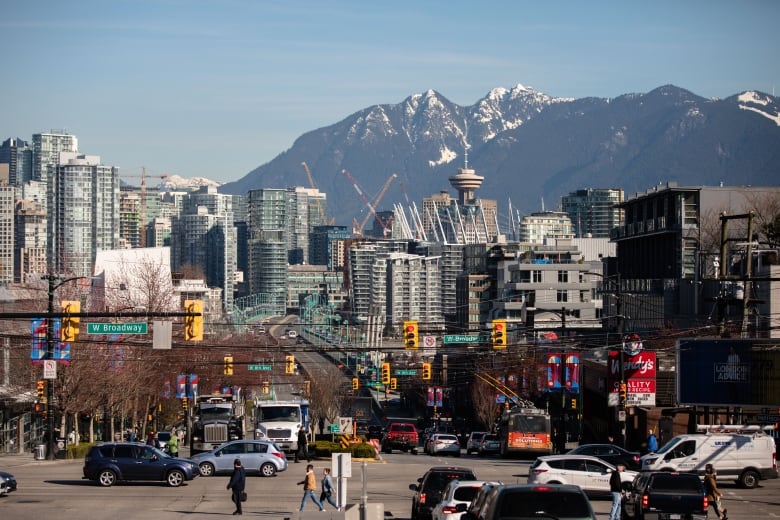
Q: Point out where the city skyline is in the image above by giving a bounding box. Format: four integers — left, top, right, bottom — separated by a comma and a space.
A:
2, 0, 778, 185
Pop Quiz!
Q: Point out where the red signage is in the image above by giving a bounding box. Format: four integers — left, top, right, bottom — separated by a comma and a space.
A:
608, 350, 656, 379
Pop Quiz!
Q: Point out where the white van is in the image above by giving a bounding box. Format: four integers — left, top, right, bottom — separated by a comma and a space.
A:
640, 424, 778, 488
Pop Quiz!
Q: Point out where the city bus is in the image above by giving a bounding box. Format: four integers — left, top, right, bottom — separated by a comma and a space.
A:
497, 406, 553, 458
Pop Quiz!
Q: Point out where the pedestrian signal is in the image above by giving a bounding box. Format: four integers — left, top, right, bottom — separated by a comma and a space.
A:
184, 299, 203, 341
224, 356, 234, 375
60, 300, 80, 342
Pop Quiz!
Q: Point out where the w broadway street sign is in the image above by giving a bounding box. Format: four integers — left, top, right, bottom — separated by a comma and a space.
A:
87, 322, 148, 334
443, 334, 488, 344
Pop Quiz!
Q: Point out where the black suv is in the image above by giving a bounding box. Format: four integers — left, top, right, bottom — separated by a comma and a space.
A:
461, 484, 596, 520
409, 466, 477, 520
83, 442, 199, 487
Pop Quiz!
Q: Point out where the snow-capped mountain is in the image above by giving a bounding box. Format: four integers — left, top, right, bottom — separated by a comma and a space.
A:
221, 84, 780, 227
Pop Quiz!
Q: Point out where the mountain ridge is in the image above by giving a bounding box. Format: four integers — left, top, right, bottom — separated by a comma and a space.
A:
221, 84, 780, 227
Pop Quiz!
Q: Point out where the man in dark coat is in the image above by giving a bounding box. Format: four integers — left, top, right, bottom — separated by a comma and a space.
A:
295, 426, 310, 463
227, 458, 246, 515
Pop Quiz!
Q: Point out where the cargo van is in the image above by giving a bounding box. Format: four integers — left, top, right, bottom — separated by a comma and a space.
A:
640, 424, 778, 488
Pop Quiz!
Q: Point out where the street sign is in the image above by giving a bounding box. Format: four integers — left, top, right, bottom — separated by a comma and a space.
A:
395, 369, 417, 376
248, 364, 272, 371
443, 334, 487, 344
87, 322, 148, 334
329, 423, 340, 433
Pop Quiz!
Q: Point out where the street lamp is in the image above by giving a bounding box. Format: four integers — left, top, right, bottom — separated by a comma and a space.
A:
42, 274, 89, 460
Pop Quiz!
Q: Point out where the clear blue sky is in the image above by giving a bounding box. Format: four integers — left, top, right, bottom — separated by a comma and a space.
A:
2, 0, 778, 184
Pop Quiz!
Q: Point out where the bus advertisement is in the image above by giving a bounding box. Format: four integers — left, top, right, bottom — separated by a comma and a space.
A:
498, 406, 553, 457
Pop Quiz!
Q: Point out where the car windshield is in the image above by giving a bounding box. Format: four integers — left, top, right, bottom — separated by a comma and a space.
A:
499, 489, 591, 517
654, 436, 681, 455
258, 406, 300, 422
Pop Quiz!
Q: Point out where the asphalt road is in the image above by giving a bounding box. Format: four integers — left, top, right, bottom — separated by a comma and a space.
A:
2, 449, 779, 519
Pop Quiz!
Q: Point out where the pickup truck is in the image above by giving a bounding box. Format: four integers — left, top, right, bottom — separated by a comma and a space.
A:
381, 422, 419, 454
623, 471, 708, 520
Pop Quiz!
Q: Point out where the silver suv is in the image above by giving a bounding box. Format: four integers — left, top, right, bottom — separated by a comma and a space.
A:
466, 432, 487, 455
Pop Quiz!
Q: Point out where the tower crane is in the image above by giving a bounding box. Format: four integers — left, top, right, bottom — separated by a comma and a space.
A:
358, 173, 397, 233
301, 162, 330, 225
341, 169, 395, 236
122, 167, 169, 247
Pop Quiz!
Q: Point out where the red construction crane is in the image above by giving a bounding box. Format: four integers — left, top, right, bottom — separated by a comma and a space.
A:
358, 173, 397, 233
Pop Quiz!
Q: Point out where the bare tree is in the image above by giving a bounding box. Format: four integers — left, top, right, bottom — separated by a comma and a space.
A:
306, 364, 348, 434
471, 378, 501, 431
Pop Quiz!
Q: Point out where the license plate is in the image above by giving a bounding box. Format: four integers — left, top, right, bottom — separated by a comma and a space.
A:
668, 515, 681, 519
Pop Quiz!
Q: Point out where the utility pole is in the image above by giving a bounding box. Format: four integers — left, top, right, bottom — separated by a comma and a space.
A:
616, 273, 627, 448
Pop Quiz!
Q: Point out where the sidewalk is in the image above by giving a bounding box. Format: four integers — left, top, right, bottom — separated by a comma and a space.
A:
0, 451, 65, 468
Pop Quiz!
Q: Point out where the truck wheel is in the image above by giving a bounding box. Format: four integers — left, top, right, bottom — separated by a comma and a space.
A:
739, 469, 760, 489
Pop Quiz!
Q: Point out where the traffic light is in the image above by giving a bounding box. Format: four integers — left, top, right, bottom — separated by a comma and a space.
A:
224, 355, 234, 375
571, 397, 578, 410
619, 382, 627, 407
285, 355, 295, 374
403, 320, 419, 350
492, 319, 507, 349
381, 362, 391, 385
181, 398, 188, 410
36, 380, 45, 402
262, 381, 270, 394
422, 362, 432, 380
184, 299, 204, 341
390, 377, 397, 390
60, 300, 80, 342
352, 377, 359, 390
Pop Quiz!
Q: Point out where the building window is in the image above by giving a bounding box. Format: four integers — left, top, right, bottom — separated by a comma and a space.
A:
558, 270, 568, 283
532, 270, 543, 283
557, 290, 568, 302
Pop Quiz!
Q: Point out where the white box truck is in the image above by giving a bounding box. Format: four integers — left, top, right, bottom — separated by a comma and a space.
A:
640, 424, 778, 488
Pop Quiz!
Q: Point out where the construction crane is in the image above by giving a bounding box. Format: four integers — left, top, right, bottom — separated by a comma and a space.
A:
301, 162, 330, 225
358, 173, 397, 233
122, 167, 168, 247
341, 169, 395, 236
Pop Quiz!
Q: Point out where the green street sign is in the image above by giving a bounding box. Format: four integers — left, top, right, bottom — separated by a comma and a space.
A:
86, 322, 148, 334
248, 364, 272, 371
329, 424, 340, 433
395, 369, 418, 376
443, 334, 487, 344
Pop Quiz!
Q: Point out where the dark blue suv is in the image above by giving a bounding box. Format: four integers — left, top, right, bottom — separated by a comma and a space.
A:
83, 442, 199, 487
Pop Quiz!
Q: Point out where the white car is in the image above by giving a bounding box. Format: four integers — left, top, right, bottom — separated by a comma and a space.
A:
427, 433, 461, 457
527, 454, 637, 497
431, 480, 500, 520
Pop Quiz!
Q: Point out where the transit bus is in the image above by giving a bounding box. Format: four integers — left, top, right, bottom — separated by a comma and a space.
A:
497, 405, 553, 458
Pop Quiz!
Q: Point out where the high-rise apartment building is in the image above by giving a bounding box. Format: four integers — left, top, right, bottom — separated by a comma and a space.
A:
247, 188, 288, 315
560, 188, 624, 238
171, 185, 237, 312
32, 130, 78, 185
309, 225, 351, 268
519, 211, 574, 243
14, 200, 47, 283
0, 138, 33, 186
48, 152, 119, 277
0, 185, 14, 285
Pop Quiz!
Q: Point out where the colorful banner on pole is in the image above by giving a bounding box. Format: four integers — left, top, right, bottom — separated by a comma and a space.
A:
30, 318, 70, 364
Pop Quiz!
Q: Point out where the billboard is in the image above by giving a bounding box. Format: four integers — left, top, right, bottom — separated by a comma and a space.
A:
677, 339, 780, 406
608, 350, 657, 407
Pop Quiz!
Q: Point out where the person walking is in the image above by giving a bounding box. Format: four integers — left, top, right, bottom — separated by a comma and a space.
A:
646, 428, 659, 453
320, 467, 339, 510
168, 429, 179, 457
227, 458, 246, 515
609, 463, 625, 520
704, 463, 727, 519
294, 426, 310, 463
297, 464, 324, 512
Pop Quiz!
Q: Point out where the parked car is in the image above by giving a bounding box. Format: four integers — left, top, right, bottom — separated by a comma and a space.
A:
83, 442, 199, 487
623, 471, 708, 519
0, 470, 17, 496
460, 484, 597, 520
566, 443, 642, 470
431, 480, 500, 520
466, 432, 487, 455
527, 454, 637, 497
155, 431, 171, 452
188, 439, 288, 477
410, 466, 478, 520
428, 434, 461, 457
477, 434, 500, 457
